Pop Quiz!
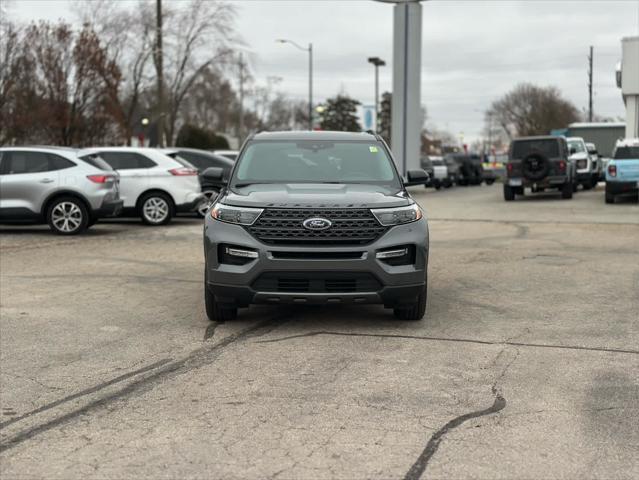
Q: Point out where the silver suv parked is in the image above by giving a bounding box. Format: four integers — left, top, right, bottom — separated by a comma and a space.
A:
79, 147, 203, 225
0, 147, 123, 235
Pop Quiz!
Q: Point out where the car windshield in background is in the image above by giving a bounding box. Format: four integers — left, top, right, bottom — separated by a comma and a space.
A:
567, 140, 586, 153
232, 141, 400, 187
613, 146, 639, 160
166, 153, 197, 169
512, 140, 559, 158
78, 154, 113, 171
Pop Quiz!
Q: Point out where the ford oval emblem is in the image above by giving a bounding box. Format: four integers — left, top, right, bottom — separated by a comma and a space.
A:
302, 217, 332, 231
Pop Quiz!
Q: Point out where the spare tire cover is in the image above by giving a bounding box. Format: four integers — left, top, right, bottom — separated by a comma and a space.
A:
522, 153, 550, 181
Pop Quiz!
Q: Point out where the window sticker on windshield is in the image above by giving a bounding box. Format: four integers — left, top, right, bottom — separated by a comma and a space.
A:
369, 146, 378, 153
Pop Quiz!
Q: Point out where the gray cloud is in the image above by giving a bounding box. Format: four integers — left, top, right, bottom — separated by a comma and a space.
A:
9, 0, 638, 141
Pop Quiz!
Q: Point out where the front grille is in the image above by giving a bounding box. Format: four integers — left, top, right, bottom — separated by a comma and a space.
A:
247, 208, 387, 245
252, 272, 381, 293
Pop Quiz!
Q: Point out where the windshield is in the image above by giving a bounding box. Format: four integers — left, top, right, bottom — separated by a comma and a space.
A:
567, 140, 586, 153
231, 140, 400, 187
613, 146, 639, 160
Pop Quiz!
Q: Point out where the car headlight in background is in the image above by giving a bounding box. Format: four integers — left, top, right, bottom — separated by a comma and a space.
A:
210, 203, 263, 225
576, 159, 587, 169
371, 204, 422, 226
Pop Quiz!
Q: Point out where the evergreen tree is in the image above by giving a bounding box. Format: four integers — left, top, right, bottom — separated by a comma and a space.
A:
319, 95, 362, 132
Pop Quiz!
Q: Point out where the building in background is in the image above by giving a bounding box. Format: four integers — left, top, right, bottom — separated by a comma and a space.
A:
552, 122, 626, 158
618, 36, 639, 138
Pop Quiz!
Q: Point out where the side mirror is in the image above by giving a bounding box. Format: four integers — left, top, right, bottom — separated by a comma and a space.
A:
201, 167, 224, 182
406, 168, 430, 185
569, 147, 577, 155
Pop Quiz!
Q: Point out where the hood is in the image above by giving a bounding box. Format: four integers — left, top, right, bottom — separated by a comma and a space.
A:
569, 152, 589, 161
222, 183, 411, 209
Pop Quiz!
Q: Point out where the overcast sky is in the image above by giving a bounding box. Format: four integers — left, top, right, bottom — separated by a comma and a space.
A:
6, 0, 639, 142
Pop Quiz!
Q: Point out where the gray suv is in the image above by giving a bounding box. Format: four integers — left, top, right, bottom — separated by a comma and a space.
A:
203, 131, 430, 322
504, 136, 575, 200
0, 147, 123, 234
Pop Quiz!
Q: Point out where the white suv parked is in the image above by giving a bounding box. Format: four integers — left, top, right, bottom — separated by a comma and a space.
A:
79, 147, 203, 225
567, 137, 599, 190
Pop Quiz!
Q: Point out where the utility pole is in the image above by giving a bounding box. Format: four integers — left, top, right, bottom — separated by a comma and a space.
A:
588, 45, 593, 122
238, 52, 244, 143
155, 0, 165, 147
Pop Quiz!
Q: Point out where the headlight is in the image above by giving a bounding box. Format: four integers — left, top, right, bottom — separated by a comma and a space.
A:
210, 203, 263, 225
576, 159, 587, 169
371, 204, 422, 226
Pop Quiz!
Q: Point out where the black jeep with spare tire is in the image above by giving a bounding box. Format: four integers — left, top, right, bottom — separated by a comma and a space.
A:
504, 136, 576, 201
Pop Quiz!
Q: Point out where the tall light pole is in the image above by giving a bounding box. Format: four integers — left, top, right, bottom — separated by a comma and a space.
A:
367, 57, 386, 133
155, 0, 165, 147
276, 39, 313, 130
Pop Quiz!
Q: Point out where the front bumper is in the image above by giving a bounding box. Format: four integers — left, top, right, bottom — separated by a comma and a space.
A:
576, 172, 595, 182
204, 218, 429, 308
176, 193, 205, 213
94, 198, 123, 217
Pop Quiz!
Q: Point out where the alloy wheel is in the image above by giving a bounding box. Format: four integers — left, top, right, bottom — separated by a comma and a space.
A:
51, 202, 83, 233
197, 190, 219, 217
143, 197, 169, 224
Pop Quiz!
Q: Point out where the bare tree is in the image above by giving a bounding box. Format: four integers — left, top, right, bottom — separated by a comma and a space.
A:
3, 21, 122, 146
488, 83, 580, 139
161, 0, 239, 144
76, 0, 154, 144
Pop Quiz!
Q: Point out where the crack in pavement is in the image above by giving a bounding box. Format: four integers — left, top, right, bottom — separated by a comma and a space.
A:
404, 347, 516, 480
403, 390, 507, 480
257, 331, 639, 355
0, 314, 290, 453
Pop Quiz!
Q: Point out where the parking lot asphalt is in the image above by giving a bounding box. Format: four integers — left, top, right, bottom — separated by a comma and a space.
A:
1, 184, 638, 479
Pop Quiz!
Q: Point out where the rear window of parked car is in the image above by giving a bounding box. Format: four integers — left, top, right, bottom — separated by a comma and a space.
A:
78, 155, 114, 171
0, 151, 75, 174
97, 152, 156, 170
613, 146, 639, 160
512, 140, 560, 159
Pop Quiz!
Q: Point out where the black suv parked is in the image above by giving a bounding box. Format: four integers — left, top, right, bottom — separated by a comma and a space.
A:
203, 131, 430, 322
446, 153, 494, 185
504, 136, 575, 201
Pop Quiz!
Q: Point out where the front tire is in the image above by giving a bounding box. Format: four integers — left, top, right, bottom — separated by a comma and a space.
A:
561, 181, 573, 199
139, 192, 174, 225
46, 197, 89, 235
204, 271, 237, 322
504, 184, 515, 201
393, 282, 427, 321
485, 178, 495, 186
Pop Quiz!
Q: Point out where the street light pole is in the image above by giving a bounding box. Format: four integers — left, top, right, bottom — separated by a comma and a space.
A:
367, 57, 386, 133
308, 43, 313, 131
277, 39, 314, 130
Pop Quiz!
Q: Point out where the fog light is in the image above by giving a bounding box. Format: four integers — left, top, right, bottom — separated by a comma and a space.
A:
226, 247, 258, 259
376, 248, 408, 259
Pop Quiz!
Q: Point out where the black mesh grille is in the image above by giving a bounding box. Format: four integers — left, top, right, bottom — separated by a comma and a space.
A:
252, 272, 381, 293
246, 208, 387, 245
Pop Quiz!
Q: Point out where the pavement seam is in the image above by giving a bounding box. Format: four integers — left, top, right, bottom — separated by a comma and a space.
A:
256, 331, 639, 355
